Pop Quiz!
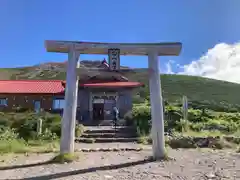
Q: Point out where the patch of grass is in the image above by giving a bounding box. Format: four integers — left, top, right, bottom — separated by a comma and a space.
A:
0, 139, 59, 154
137, 136, 150, 145
26, 140, 59, 153
85, 138, 96, 143
0, 139, 29, 154
50, 153, 79, 164
75, 124, 85, 137
180, 130, 225, 137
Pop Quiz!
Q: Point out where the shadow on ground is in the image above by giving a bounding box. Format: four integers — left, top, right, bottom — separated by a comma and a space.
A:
5, 158, 155, 180
0, 161, 51, 171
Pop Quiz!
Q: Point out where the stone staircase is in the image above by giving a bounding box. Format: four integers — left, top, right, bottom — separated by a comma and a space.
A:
75, 126, 138, 143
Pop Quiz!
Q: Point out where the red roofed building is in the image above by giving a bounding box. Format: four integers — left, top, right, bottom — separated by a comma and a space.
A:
0, 73, 143, 125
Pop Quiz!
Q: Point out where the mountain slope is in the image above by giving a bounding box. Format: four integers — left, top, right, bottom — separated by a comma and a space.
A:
1, 60, 240, 112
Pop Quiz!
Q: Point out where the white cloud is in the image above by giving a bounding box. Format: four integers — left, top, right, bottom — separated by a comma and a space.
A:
168, 42, 240, 83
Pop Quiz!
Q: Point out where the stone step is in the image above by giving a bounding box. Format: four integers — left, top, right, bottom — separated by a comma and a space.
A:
80, 120, 126, 126
84, 127, 136, 134
81, 132, 137, 139
77, 147, 143, 152
75, 137, 138, 143
99, 120, 126, 126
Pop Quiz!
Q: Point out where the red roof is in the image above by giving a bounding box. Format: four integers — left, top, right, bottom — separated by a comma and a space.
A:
0, 80, 64, 94
0, 80, 142, 94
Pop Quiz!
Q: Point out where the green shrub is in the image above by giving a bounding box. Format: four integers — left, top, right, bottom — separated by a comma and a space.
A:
218, 113, 240, 122
204, 119, 236, 132
41, 113, 62, 136
1, 112, 62, 140
189, 122, 205, 131
36, 128, 58, 141
49, 123, 61, 137
17, 118, 38, 140
0, 118, 11, 127
131, 103, 240, 136
187, 109, 204, 123
165, 105, 182, 121
132, 95, 146, 104
132, 105, 151, 135
177, 119, 190, 132
164, 105, 188, 132
0, 128, 19, 141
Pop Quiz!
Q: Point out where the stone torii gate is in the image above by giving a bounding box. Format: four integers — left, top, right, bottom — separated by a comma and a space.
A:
45, 40, 182, 159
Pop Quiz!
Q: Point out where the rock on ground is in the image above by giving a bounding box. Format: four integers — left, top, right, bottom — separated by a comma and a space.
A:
0, 149, 239, 180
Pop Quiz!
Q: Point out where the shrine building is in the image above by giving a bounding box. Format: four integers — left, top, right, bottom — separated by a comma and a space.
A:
0, 60, 142, 125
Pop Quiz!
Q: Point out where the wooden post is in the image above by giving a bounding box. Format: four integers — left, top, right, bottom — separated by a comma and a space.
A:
60, 45, 79, 154
182, 95, 189, 132
182, 95, 188, 121
148, 51, 165, 159
37, 118, 42, 135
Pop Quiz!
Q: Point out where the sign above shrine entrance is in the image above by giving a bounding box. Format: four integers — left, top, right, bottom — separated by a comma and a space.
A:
45, 40, 182, 56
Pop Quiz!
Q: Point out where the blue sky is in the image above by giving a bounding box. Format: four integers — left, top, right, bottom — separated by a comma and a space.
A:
1, 0, 240, 75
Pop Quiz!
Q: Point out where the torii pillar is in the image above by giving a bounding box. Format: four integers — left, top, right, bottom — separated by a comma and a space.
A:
60, 45, 80, 153
148, 50, 165, 157
45, 41, 182, 159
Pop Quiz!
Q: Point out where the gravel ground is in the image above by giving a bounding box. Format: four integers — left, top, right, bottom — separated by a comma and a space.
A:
0, 148, 240, 180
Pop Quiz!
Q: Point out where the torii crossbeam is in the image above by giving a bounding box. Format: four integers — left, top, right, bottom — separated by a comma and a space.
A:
45, 40, 182, 159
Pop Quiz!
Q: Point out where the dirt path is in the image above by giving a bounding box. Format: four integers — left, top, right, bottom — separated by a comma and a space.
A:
0, 149, 239, 180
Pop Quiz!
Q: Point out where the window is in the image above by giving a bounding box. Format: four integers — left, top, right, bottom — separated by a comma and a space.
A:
0, 98, 7, 106
53, 99, 65, 109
